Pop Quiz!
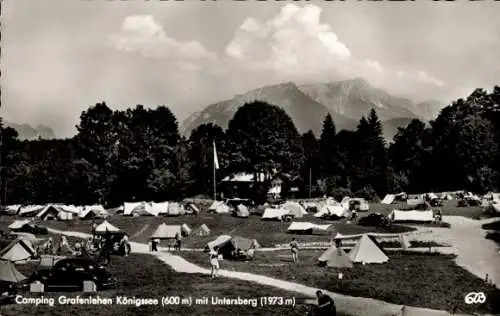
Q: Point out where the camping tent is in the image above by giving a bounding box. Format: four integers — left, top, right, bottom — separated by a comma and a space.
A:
123, 202, 146, 216
407, 198, 425, 206
261, 208, 290, 220
281, 202, 308, 218
57, 210, 74, 221
314, 205, 348, 218
37, 205, 62, 220
17, 205, 44, 217
95, 221, 122, 234
181, 223, 192, 236
186, 204, 200, 214
10, 232, 37, 242
150, 224, 182, 239
287, 222, 333, 235
195, 224, 210, 236
381, 194, 395, 205
206, 235, 259, 259
208, 201, 231, 214
166, 203, 185, 216
146, 202, 168, 216
0, 239, 36, 262
8, 220, 32, 231
3, 205, 21, 215
318, 244, 353, 268
389, 210, 434, 222
348, 234, 388, 264
44, 235, 74, 255
0, 259, 27, 283
80, 205, 108, 219
234, 205, 250, 218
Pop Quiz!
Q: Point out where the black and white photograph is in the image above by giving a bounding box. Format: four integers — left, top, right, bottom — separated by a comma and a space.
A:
1, 0, 500, 315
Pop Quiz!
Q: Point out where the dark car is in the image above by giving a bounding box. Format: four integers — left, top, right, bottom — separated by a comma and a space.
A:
29, 258, 115, 292
358, 213, 390, 227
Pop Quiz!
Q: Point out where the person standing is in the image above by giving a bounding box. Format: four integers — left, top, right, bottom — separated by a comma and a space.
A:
315, 290, 336, 316
175, 232, 182, 251
209, 247, 220, 278
151, 238, 158, 252
290, 238, 299, 263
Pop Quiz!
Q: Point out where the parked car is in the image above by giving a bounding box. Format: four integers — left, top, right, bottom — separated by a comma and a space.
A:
29, 258, 115, 291
357, 213, 391, 227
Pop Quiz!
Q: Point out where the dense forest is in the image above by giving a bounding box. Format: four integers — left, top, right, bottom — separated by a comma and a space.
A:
0, 87, 499, 207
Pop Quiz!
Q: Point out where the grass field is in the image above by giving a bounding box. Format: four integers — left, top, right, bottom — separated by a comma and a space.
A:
0, 214, 417, 249
1, 254, 334, 316
180, 249, 500, 315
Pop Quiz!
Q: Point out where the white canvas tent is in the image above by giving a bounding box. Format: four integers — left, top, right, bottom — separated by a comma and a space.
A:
261, 208, 290, 220
123, 202, 147, 216
348, 234, 388, 264
281, 202, 308, 218
0, 239, 36, 262
8, 220, 32, 231
287, 222, 332, 234
389, 210, 434, 222
3, 205, 21, 215
95, 220, 122, 234
151, 224, 182, 239
17, 205, 44, 217
181, 223, 192, 236
166, 202, 185, 216
208, 201, 231, 214
195, 224, 210, 236
0, 259, 27, 283
146, 202, 168, 216
381, 194, 395, 205
314, 205, 348, 218
407, 198, 425, 206
318, 244, 353, 268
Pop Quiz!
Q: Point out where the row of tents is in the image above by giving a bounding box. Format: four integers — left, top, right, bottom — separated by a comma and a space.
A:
3, 204, 109, 220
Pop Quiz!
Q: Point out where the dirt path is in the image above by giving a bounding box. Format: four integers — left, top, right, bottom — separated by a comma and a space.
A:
407, 216, 500, 287
48, 228, 465, 316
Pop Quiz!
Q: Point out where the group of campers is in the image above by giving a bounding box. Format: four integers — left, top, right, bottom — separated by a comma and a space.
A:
40, 233, 131, 265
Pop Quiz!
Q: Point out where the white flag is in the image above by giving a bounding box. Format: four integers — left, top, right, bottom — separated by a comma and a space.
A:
213, 141, 219, 169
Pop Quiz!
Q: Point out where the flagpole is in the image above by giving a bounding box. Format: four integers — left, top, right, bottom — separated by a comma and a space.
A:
213, 157, 216, 201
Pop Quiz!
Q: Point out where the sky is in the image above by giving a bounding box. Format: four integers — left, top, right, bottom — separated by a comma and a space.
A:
1, 0, 500, 138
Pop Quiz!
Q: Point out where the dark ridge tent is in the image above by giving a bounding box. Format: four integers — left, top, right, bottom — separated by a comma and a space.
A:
206, 235, 260, 260
233, 205, 250, 218
318, 244, 353, 268
0, 259, 26, 283
37, 205, 63, 221
0, 239, 36, 262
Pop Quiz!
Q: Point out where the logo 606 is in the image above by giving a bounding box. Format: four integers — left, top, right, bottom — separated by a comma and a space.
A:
464, 292, 486, 304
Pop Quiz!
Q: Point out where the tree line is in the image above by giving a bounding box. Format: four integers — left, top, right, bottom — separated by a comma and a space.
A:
0, 86, 499, 206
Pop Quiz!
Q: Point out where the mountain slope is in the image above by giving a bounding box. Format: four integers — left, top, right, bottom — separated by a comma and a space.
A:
4, 121, 56, 140
181, 82, 357, 137
415, 99, 445, 121
298, 78, 420, 121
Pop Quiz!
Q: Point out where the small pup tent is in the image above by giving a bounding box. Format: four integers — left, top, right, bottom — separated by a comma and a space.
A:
206, 235, 260, 260
95, 221, 122, 235
233, 205, 250, 218
195, 224, 211, 236
348, 234, 388, 264
318, 244, 353, 268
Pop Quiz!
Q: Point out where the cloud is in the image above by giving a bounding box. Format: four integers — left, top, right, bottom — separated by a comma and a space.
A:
364, 60, 384, 73
417, 71, 445, 87
109, 15, 216, 69
225, 4, 351, 76
396, 70, 405, 77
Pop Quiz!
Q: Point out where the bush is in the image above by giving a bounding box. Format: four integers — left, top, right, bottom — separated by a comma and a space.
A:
328, 187, 353, 201
354, 185, 379, 202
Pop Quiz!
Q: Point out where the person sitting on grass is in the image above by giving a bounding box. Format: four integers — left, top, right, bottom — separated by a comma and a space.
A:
315, 290, 336, 316
209, 247, 220, 278
290, 238, 299, 263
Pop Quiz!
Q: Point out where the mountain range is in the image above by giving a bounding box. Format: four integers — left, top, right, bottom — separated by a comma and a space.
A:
181, 78, 445, 142
4, 121, 56, 141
